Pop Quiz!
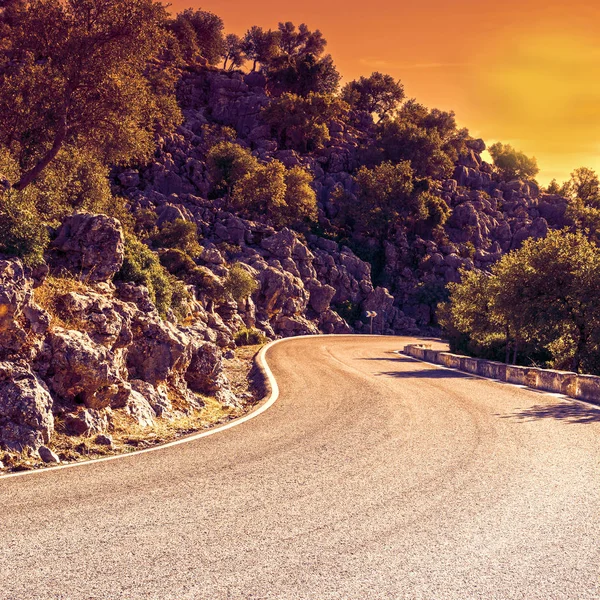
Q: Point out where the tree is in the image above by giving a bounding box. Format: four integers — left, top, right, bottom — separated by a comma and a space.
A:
170, 8, 224, 65
241, 26, 280, 72
221, 33, 244, 71
341, 72, 404, 122
567, 167, 600, 206
488, 142, 539, 182
0, 0, 180, 191
282, 166, 318, 227
223, 263, 258, 303
377, 102, 468, 179
442, 230, 600, 373
231, 160, 317, 228
264, 22, 340, 96
350, 161, 416, 237
261, 92, 349, 152
206, 141, 259, 195
231, 160, 287, 219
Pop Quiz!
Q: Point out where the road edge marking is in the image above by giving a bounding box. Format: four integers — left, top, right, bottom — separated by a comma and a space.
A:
0, 336, 288, 481
0, 333, 381, 481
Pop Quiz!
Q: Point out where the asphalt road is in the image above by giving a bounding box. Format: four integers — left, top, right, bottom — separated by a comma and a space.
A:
2, 335, 600, 600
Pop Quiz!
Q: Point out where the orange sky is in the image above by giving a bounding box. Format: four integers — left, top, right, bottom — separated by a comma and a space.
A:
169, 0, 600, 184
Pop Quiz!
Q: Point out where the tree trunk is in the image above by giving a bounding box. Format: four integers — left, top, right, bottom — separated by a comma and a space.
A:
14, 118, 67, 191
505, 324, 511, 364
570, 325, 587, 373
512, 340, 519, 365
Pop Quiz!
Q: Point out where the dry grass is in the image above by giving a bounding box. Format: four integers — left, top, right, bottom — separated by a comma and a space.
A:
33, 275, 89, 329
0, 344, 265, 473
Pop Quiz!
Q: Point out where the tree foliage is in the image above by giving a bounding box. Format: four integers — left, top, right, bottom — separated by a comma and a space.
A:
341, 72, 404, 121
221, 33, 244, 71
206, 141, 259, 194
377, 101, 469, 179
223, 263, 259, 303
231, 160, 317, 228
241, 26, 280, 72
263, 22, 340, 96
170, 8, 224, 65
0, 0, 181, 191
441, 230, 600, 373
566, 167, 600, 206
488, 142, 539, 182
261, 92, 348, 152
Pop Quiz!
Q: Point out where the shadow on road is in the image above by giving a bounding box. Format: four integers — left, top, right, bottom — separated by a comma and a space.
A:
501, 402, 600, 424
376, 369, 469, 379
358, 356, 417, 363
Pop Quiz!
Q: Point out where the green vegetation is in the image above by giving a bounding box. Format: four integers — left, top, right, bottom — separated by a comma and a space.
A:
116, 234, 189, 318
234, 327, 267, 346
150, 219, 202, 257
341, 72, 405, 122
440, 231, 600, 374
261, 93, 348, 152
231, 160, 318, 228
223, 263, 259, 303
488, 142, 539, 182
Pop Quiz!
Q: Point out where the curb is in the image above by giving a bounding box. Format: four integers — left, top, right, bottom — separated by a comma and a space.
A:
398, 349, 600, 410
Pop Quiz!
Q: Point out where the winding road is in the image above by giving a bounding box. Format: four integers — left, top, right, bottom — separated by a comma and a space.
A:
2, 335, 600, 600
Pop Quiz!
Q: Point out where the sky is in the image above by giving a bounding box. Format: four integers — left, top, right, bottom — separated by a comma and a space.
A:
169, 0, 600, 185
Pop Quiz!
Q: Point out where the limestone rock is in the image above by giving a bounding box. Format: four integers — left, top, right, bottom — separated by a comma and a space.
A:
0, 361, 54, 452
50, 213, 125, 282
38, 445, 60, 463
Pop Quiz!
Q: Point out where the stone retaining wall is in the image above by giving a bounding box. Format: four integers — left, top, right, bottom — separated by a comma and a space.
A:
403, 344, 599, 405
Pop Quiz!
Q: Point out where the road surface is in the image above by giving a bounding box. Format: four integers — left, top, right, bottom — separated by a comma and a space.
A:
2, 335, 600, 600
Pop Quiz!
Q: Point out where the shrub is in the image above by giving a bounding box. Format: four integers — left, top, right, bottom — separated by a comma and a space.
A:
334, 300, 361, 324
150, 219, 201, 257
158, 248, 225, 302
0, 191, 49, 267
223, 263, 259, 303
116, 234, 175, 317
488, 142, 539, 182
235, 327, 267, 346
206, 141, 259, 195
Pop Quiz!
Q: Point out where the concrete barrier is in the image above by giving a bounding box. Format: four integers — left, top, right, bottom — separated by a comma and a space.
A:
423, 349, 440, 363
461, 357, 480, 375
402, 343, 600, 406
575, 375, 600, 403
477, 360, 507, 381
536, 369, 577, 395
438, 353, 462, 369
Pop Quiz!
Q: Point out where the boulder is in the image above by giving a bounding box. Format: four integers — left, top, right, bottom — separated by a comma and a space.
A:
50, 213, 125, 282
185, 342, 236, 405
0, 361, 54, 452
0, 259, 49, 358
41, 328, 127, 410
38, 445, 60, 464
307, 280, 336, 314
64, 409, 110, 436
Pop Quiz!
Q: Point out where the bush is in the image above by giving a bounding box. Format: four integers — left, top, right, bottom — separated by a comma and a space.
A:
206, 141, 259, 195
158, 248, 225, 302
116, 234, 178, 317
488, 142, 539, 182
235, 327, 267, 346
150, 219, 201, 257
223, 263, 259, 303
334, 300, 361, 324
0, 191, 49, 267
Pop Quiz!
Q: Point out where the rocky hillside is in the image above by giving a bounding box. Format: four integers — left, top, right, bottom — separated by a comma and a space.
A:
0, 65, 572, 461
